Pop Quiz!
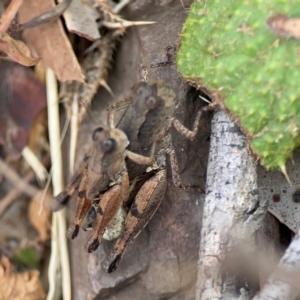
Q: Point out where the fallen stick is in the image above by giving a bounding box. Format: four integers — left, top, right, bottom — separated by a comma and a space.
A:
196, 109, 268, 299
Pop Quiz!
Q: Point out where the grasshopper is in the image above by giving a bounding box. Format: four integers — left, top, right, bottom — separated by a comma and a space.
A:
100, 82, 206, 273
51, 83, 158, 251
52, 82, 206, 271
52, 124, 154, 253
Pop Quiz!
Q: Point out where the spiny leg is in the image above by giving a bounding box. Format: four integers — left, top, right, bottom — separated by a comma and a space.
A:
50, 147, 93, 211
172, 104, 216, 141
101, 169, 167, 273
168, 107, 207, 192
165, 135, 205, 192
171, 107, 203, 141
165, 144, 182, 188
85, 173, 129, 253
66, 168, 91, 240
84, 185, 122, 253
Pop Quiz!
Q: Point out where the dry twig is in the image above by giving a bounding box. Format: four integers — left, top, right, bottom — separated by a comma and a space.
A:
46, 68, 71, 300
0, 0, 23, 34
196, 109, 268, 299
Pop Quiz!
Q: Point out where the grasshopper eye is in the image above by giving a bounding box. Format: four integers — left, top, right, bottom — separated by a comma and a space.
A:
92, 127, 104, 141
146, 96, 156, 109
101, 138, 116, 153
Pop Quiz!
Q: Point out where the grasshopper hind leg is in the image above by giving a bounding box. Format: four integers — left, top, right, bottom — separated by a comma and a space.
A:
84, 184, 123, 253
101, 169, 167, 273
85, 172, 129, 253
50, 150, 91, 211
66, 169, 91, 240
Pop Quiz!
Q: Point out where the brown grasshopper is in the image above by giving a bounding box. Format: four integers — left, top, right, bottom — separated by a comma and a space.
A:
52, 124, 154, 253
52, 82, 206, 271
51, 83, 158, 251
99, 82, 205, 273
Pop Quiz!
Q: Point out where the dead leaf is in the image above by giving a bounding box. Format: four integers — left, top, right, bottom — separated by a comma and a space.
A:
18, 0, 84, 82
19, 0, 72, 30
0, 0, 39, 66
0, 33, 40, 66
58, 0, 100, 41
28, 191, 51, 242
267, 14, 300, 40
0, 254, 45, 300
0, 61, 47, 159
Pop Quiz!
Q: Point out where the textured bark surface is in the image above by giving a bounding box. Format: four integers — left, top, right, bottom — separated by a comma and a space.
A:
196, 109, 268, 300
65, 1, 212, 299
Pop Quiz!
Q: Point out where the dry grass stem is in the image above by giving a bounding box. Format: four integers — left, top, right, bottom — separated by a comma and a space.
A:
101, 20, 156, 29
22, 146, 48, 184
46, 68, 71, 300
70, 97, 79, 174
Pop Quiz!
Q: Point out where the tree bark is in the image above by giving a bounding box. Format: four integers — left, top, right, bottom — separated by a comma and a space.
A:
196, 109, 268, 300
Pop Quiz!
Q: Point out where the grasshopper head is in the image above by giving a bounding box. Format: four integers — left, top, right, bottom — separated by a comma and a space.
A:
92, 127, 129, 154
133, 82, 158, 115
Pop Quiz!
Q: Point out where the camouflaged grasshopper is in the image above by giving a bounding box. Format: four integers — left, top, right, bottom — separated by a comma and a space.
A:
100, 82, 205, 273
52, 123, 154, 253
52, 82, 205, 271
51, 83, 158, 252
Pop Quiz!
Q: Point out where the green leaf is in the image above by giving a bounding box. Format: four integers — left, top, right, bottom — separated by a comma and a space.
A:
177, 0, 300, 170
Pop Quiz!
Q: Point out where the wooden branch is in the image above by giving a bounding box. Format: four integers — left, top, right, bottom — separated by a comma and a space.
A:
196, 109, 268, 299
